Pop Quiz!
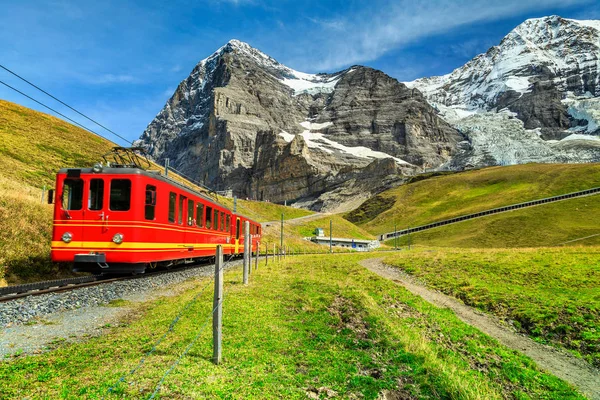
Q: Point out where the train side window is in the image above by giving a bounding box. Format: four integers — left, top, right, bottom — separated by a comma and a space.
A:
88, 179, 104, 210
206, 206, 213, 229
178, 195, 186, 224
110, 179, 131, 211
187, 199, 194, 226
226, 215, 230, 231
220, 212, 225, 231
213, 209, 219, 230
236, 219, 240, 239
168, 192, 176, 223
62, 179, 83, 210
196, 203, 204, 227
145, 185, 156, 220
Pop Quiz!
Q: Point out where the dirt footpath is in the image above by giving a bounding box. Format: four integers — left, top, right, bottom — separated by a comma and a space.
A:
360, 258, 600, 400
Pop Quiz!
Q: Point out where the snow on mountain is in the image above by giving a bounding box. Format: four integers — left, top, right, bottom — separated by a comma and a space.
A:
405, 15, 600, 167
407, 16, 600, 109
279, 120, 412, 165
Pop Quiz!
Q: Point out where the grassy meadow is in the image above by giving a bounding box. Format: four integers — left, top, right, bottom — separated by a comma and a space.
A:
0, 254, 584, 399
383, 247, 600, 367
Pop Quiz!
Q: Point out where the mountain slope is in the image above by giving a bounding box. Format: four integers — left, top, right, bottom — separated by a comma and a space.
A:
347, 163, 600, 236
136, 40, 462, 211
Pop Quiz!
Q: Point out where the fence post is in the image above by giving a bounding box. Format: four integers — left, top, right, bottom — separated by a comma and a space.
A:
273, 243, 276, 262
243, 221, 250, 284
41, 185, 46, 204
213, 245, 223, 365
255, 242, 259, 270
265, 242, 268, 266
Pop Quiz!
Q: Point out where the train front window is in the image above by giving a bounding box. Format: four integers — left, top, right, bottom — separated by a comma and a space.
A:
62, 179, 83, 210
88, 179, 104, 211
168, 192, 176, 223
110, 179, 131, 211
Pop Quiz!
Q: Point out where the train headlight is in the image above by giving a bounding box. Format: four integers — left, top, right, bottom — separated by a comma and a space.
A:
61, 232, 73, 243
112, 233, 124, 244
92, 163, 103, 173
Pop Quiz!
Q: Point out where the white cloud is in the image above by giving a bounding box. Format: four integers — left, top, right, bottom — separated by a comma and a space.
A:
302, 0, 591, 71
85, 74, 138, 85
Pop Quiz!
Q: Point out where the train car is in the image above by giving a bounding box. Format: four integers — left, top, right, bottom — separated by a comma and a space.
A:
49, 148, 261, 274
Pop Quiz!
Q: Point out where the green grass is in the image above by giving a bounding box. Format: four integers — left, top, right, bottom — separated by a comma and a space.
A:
218, 198, 314, 223
384, 194, 600, 248
350, 163, 600, 236
0, 254, 583, 399
383, 247, 600, 367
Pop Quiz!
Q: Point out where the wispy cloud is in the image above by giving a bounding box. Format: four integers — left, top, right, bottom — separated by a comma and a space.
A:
84, 74, 138, 85
300, 0, 591, 71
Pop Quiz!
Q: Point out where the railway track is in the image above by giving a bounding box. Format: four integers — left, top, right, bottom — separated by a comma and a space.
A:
0, 258, 231, 303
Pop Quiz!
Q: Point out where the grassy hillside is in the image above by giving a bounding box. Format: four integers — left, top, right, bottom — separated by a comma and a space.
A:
0, 254, 582, 399
218, 198, 314, 223
0, 100, 116, 284
383, 247, 600, 367
385, 194, 600, 248
348, 163, 600, 236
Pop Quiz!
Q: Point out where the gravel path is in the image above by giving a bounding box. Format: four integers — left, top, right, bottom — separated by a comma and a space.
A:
0, 259, 243, 359
360, 258, 600, 400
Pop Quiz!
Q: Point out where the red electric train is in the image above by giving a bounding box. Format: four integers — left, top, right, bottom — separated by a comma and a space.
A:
49, 148, 261, 274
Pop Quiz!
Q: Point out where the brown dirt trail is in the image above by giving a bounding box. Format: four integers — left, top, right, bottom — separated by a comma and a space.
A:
360, 258, 600, 400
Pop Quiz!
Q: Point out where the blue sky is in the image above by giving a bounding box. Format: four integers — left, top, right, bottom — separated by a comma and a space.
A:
1, 0, 599, 145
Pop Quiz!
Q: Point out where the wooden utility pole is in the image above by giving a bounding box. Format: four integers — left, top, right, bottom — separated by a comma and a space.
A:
329, 219, 333, 253
243, 221, 250, 284
212, 245, 223, 365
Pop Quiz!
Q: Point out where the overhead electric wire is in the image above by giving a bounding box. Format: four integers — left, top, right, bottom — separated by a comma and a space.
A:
0, 64, 132, 145
0, 79, 108, 140
0, 65, 219, 194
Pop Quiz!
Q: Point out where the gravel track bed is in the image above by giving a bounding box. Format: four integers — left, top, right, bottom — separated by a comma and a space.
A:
0, 260, 241, 328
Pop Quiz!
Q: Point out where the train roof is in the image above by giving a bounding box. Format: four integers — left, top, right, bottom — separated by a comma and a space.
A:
57, 167, 258, 223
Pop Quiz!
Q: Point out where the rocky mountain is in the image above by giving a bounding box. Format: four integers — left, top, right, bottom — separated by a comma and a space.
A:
136, 40, 461, 211
407, 16, 600, 167
138, 16, 600, 210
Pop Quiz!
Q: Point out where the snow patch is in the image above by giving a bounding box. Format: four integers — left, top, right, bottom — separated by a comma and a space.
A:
281, 74, 340, 96
285, 121, 411, 164
561, 133, 600, 142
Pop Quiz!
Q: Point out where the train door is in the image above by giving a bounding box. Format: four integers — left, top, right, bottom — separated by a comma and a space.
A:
84, 177, 108, 243
186, 198, 195, 249
235, 217, 241, 254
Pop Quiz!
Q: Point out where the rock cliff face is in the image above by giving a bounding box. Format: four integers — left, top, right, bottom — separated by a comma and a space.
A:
136, 40, 461, 209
